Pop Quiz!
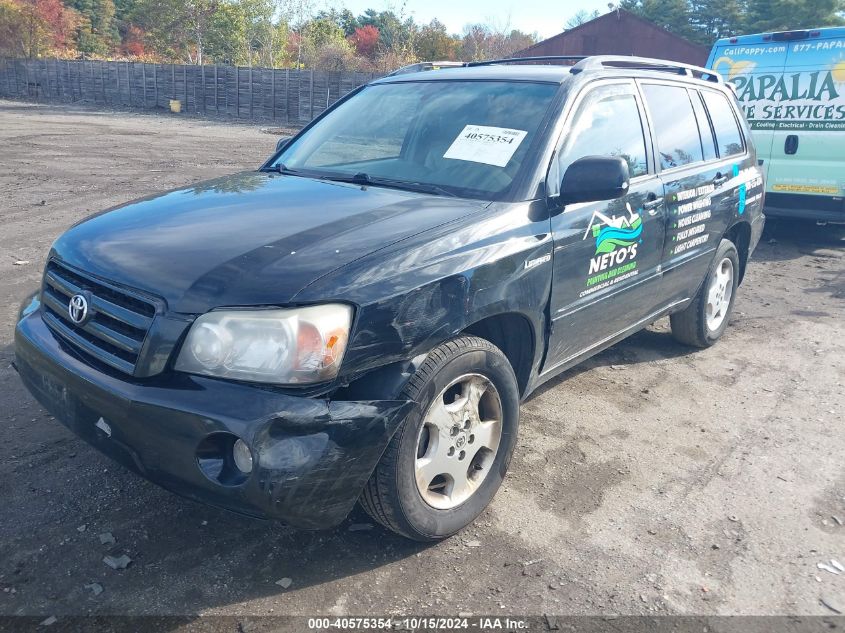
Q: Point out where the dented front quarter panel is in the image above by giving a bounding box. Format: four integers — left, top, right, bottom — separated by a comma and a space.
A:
296, 200, 554, 392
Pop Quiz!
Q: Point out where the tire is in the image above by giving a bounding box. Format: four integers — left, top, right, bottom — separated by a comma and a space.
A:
670, 238, 740, 348
360, 336, 520, 541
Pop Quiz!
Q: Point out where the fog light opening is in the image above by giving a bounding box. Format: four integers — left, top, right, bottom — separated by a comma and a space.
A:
232, 438, 253, 474
196, 433, 252, 487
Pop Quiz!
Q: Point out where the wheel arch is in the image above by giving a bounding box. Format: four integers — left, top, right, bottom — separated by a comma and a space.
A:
462, 311, 536, 399
724, 220, 752, 284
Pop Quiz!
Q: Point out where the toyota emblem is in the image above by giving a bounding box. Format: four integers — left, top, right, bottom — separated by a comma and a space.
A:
68, 294, 89, 325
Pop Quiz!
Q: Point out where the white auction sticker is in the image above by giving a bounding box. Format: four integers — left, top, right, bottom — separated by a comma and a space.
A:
443, 125, 528, 167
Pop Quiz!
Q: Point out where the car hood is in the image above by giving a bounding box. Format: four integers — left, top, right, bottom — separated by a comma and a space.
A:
51, 171, 487, 313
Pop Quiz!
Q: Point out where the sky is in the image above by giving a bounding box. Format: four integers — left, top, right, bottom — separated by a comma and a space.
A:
336, 0, 615, 40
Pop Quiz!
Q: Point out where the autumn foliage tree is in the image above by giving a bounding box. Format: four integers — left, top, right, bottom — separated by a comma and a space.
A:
1, 0, 841, 68
348, 24, 378, 58
0, 0, 80, 57
119, 22, 143, 55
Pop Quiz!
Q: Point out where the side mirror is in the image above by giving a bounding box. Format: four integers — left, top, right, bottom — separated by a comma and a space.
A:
559, 156, 630, 205
276, 136, 292, 153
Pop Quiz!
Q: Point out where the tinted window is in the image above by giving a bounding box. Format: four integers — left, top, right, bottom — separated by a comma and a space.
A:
701, 90, 744, 157
642, 84, 704, 170
690, 90, 717, 161
554, 84, 648, 186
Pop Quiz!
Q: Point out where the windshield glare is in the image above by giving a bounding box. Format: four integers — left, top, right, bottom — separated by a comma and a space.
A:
274, 80, 559, 200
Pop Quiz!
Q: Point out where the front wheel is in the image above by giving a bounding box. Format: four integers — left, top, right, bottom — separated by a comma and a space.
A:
670, 238, 740, 348
360, 336, 520, 541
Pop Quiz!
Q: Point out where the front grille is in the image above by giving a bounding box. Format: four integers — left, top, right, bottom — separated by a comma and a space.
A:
40, 261, 157, 375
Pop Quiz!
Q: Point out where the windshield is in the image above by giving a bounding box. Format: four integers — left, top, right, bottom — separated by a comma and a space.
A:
272, 80, 560, 200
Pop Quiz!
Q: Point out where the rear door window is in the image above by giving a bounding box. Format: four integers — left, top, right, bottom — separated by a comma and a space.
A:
701, 90, 745, 157
641, 84, 704, 170
690, 90, 718, 161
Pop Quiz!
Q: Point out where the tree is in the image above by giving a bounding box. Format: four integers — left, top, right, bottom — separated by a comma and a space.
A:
0, 0, 81, 57
67, 0, 118, 55
335, 8, 358, 36
314, 38, 357, 70
460, 23, 488, 61
619, 0, 698, 41
622, 0, 844, 45
230, 0, 281, 67
37, 0, 80, 48
357, 8, 416, 57
299, 15, 346, 67
565, 9, 600, 29
128, 0, 220, 63
185, 0, 218, 64
460, 23, 536, 61
349, 24, 378, 58
0, 0, 26, 56
745, 0, 844, 32
688, 0, 744, 40
416, 18, 458, 60
278, 0, 316, 67
119, 22, 143, 55
315, 7, 357, 36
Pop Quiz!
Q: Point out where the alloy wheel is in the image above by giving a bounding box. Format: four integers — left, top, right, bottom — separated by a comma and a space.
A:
414, 373, 503, 510
706, 257, 734, 332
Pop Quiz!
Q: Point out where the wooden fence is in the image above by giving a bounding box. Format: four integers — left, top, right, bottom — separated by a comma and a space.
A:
0, 58, 381, 124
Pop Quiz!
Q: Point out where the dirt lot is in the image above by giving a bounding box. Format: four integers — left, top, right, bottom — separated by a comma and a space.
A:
0, 100, 843, 622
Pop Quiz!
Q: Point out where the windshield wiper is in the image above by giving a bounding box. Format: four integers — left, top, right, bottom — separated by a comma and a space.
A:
320, 172, 458, 198
263, 163, 306, 176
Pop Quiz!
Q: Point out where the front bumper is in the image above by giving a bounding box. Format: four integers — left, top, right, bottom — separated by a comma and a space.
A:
14, 304, 413, 529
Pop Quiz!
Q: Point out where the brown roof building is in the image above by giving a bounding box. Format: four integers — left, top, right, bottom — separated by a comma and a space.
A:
516, 9, 709, 67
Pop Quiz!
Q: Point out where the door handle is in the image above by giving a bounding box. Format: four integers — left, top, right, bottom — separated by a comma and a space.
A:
642, 197, 663, 215
785, 134, 799, 155
713, 173, 729, 186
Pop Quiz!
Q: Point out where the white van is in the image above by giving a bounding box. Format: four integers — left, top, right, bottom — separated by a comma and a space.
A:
707, 28, 845, 222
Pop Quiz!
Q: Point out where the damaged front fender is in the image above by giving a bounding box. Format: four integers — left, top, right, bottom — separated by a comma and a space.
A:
15, 307, 415, 530
250, 399, 414, 529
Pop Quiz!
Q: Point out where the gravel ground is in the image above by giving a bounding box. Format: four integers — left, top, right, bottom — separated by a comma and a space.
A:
0, 100, 843, 622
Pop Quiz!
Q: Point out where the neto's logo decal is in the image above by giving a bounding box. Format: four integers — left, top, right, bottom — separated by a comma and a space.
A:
584, 203, 643, 276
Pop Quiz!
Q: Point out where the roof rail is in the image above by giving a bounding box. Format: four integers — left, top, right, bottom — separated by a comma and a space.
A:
387, 61, 466, 76
466, 55, 587, 67
569, 55, 723, 83
387, 55, 724, 84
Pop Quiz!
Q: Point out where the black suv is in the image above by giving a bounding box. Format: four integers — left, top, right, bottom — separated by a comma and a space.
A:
15, 56, 765, 540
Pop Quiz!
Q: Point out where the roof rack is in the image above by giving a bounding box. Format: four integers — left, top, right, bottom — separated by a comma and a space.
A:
569, 55, 723, 83
466, 56, 587, 67
387, 61, 466, 76
387, 55, 724, 84
463, 54, 722, 84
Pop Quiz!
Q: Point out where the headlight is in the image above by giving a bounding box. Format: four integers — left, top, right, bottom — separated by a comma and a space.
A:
175, 304, 353, 384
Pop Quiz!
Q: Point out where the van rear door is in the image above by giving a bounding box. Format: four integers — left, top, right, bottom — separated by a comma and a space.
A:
765, 30, 845, 220
708, 37, 790, 187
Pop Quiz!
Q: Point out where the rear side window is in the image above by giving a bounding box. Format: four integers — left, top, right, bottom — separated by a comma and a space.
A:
554, 83, 649, 186
690, 90, 717, 161
641, 84, 703, 170
701, 90, 744, 157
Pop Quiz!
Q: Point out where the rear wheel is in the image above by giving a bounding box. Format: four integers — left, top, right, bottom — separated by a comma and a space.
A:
360, 336, 519, 541
670, 238, 740, 348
